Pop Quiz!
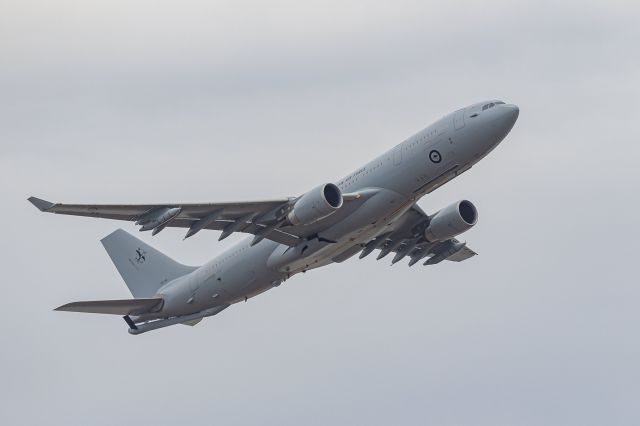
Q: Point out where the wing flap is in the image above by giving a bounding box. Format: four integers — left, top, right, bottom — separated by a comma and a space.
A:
164, 219, 300, 246
55, 298, 163, 315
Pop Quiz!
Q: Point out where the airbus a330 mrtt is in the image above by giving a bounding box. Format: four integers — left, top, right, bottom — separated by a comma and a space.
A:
29, 100, 519, 334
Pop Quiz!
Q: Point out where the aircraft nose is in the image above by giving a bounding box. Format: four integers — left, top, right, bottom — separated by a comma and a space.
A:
495, 103, 519, 134
480, 102, 519, 147
503, 104, 519, 124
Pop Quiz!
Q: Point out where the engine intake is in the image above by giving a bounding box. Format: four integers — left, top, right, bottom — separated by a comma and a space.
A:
424, 200, 478, 241
287, 183, 343, 226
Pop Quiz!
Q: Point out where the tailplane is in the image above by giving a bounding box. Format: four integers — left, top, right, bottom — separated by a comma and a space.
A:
55, 298, 163, 315
101, 229, 195, 298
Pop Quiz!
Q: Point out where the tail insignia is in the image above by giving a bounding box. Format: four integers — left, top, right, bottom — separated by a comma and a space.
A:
135, 248, 146, 263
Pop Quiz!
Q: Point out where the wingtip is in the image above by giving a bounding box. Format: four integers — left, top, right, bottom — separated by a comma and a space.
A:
28, 196, 55, 212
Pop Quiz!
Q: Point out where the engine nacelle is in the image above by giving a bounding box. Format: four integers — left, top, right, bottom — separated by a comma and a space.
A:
424, 200, 478, 241
287, 183, 343, 226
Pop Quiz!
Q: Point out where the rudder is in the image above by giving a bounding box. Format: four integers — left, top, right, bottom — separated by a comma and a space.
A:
101, 229, 196, 298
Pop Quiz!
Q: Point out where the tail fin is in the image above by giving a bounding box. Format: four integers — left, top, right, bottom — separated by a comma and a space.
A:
101, 229, 196, 298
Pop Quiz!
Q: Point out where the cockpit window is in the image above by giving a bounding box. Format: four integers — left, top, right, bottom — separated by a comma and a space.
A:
482, 102, 502, 110
482, 103, 494, 110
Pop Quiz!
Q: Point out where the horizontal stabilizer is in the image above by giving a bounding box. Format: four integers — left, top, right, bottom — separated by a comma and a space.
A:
55, 298, 163, 315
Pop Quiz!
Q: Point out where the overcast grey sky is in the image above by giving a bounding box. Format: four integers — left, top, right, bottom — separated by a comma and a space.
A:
1, 0, 639, 424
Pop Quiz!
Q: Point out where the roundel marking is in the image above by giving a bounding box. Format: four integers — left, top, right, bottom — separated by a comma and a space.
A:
429, 150, 442, 164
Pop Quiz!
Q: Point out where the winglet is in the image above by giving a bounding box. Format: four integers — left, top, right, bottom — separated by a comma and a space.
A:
28, 196, 56, 212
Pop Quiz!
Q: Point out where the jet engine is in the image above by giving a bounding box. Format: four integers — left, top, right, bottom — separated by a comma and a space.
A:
287, 183, 343, 226
424, 200, 478, 241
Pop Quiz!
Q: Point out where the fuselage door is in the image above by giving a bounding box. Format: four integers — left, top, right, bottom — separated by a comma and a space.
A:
453, 109, 465, 130
185, 268, 204, 304
393, 144, 403, 166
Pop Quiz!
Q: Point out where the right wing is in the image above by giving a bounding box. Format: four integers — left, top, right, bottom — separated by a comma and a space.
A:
358, 205, 478, 266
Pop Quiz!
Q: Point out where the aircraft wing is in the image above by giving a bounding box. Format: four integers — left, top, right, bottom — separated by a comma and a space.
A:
28, 188, 380, 246
28, 196, 302, 246
359, 205, 478, 266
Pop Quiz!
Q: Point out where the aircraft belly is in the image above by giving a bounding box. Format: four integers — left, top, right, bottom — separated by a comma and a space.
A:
321, 189, 406, 240
219, 241, 284, 303
275, 189, 413, 273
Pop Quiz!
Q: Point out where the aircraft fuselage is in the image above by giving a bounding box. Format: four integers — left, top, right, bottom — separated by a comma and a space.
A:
150, 101, 519, 320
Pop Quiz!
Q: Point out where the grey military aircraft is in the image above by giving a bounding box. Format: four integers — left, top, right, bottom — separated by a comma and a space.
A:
29, 100, 519, 334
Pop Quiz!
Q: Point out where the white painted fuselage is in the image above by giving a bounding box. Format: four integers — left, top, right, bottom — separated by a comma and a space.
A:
153, 101, 519, 319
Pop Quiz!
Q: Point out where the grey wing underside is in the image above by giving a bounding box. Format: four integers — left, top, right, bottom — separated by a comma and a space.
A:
358, 205, 478, 266
28, 189, 379, 247
28, 196, 302, 246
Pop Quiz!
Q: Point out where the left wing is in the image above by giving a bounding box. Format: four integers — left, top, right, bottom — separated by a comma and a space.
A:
358, 205, 478, 266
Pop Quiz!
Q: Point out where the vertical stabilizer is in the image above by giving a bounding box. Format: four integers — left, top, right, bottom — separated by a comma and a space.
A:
101, 229, 196, 298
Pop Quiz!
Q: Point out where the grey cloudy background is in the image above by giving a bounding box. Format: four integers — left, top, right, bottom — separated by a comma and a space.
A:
2, 0, 639, 424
